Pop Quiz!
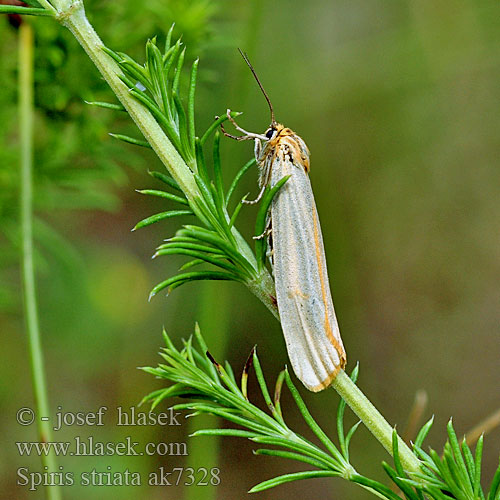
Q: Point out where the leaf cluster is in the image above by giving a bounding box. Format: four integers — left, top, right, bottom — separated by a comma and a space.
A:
142, 325, 360, 493
384, 421, 500, 500
143, 328, 500, 499
99, 32, 284, 296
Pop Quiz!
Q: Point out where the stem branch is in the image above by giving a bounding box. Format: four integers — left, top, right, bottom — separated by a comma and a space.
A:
332, 371, 421, 474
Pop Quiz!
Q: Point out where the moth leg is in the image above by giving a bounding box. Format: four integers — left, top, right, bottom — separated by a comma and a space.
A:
244, 156, 273, 205
243, 183, 267, 205
219, 119, 253, 141
267, 225, 274, 270
254, 137, 262, 159
222, 109, 268, 141
226, 108, 254, 136
253, 215, 272, 240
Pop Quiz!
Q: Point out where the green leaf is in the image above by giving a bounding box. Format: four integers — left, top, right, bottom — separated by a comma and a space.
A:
140, 383, 186, 410
173, 47, 186, 96
284, 370, 347, 468
164, 23, 175, 52
414, 416, 434, 449
133, 210, 193, 230
85, 101, 125, 111
148, 170, 183, 192
173, 91, 193, 165
193, 323, 219, 382
212, 132, 225, 207
178, 259, 205, 270
461, 438, 475, 485
153, 247, 244, 275
255, 175, 290, 270
226, 157, 256, 206
178, 226, 254, 277
228, 197, 246, 229
473, 435, 484, 498
150, 39, 170, 117
163, 40, 182, 120
191, 429, 257, 439
188, 59, 199, 155
392, 429, 405, 478
109, 133, 152, 148
0, 5, 53, 16
200, 111, 243, 146
17, 0, 42, 6
149, 271, 238, 298
252, 349, 280, 422
344, 421, 361, 459
254, 448, 329, 470
120, 60, 154, 94
249, 471, 340, 493
487, 458, 500, 500
136, 189, 189, 205
128, 88, 182, 152
350, 474, 403, 500
338, 364, 359, 461
194, 141, 210, 188
446, 420, 473, 496
382, 463, 420, 500
157, 241, 225, 255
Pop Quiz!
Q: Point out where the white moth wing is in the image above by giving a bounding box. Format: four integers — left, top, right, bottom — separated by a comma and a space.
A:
270, 142, 346, 391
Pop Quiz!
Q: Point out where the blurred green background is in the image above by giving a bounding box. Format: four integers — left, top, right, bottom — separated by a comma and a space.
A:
1, 0, 499, 498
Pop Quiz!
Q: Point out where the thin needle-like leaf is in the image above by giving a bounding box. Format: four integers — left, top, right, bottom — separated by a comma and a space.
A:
188, 59, 199, 157
133, 210, 193, 230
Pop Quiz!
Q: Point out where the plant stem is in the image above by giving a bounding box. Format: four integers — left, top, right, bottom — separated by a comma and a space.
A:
247, 270, 279, 320
332, 371, 421, 474
19, 21, 61, 500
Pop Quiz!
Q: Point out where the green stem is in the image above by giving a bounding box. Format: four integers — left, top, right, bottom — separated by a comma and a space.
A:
332, 371, 421, 474
246, 270, 279, 320
19, 22, 61, 500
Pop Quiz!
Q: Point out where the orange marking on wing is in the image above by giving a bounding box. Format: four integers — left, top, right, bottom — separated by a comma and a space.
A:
310, 365, 342, 392
312, 205, 346, 371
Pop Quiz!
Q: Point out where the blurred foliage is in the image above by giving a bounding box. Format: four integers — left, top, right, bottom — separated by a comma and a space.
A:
0, 0, 221, 312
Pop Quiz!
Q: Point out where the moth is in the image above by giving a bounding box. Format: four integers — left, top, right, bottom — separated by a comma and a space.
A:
223, 51, 346, 391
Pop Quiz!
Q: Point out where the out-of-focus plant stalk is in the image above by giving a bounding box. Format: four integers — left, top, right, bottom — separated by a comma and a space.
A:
185, 284, 231, 500
19, 21, 61, 500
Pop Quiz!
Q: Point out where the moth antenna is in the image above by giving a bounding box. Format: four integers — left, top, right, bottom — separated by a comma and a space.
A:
238, 48, 276, 125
